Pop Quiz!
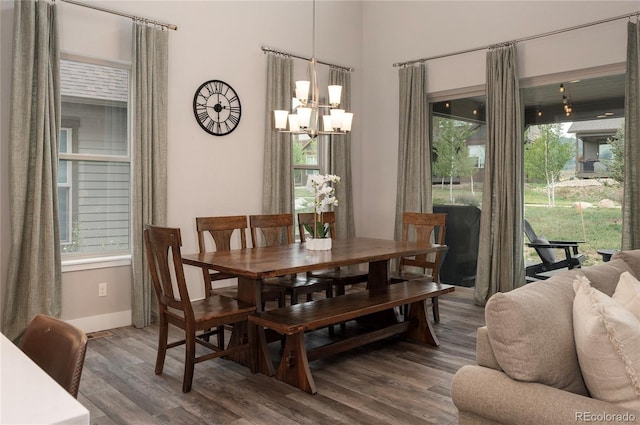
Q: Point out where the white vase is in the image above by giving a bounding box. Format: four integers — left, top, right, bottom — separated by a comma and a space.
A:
306, 237, 332, 251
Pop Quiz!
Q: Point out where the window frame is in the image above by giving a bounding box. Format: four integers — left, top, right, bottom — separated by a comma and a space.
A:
58, 55, 132, 268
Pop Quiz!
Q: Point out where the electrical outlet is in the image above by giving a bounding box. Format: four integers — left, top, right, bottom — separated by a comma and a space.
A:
98, 282, 107, 297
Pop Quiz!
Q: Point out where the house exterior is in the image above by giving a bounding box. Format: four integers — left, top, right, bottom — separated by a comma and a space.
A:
567, 117, 624, 178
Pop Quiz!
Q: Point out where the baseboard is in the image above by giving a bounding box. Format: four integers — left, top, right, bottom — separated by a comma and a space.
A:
65, 310, 132, 334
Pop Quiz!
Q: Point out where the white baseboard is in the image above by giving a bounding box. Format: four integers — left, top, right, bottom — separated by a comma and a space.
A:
66, 310, 132, 334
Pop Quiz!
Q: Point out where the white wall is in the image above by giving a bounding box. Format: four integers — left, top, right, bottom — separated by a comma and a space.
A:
1, 0, 638, 332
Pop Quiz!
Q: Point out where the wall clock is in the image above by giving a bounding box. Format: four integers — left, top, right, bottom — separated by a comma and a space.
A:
193, 80, 241, 136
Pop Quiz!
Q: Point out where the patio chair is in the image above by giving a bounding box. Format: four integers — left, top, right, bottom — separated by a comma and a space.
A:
524, 219, 585, 280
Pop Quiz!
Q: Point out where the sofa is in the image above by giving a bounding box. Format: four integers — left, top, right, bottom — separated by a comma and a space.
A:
452, 250, 640, 425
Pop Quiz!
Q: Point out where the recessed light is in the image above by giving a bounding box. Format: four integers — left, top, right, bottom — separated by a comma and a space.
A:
570, 80, 581, 83
597, 115, 607, 118
604, 112, 614, 116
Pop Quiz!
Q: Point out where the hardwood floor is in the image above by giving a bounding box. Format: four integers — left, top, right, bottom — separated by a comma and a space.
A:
78, 286, 484, 425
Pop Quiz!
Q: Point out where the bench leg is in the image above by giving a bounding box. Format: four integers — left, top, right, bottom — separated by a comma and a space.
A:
275, 332, 317, 394
250, 322, 275, 376
406, 299, 440, 347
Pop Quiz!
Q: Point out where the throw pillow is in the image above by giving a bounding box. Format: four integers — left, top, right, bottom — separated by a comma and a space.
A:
613, 271, 640, 320
573, 275, 640, 410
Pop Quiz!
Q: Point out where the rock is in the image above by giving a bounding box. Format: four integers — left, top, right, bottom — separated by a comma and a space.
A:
573, 201, 593, 209
598, 199, 616, 208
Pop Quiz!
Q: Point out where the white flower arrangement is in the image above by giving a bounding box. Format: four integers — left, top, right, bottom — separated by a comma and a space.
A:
305, 174, 341, 239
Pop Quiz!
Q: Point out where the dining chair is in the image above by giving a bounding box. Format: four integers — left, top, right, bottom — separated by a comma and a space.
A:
19, 314, 88, 399
390, 212, 447, 322
196, 215, 286, 308
297, 212, 368, 295
144, 224, 255, 393
249, 213, 333, 305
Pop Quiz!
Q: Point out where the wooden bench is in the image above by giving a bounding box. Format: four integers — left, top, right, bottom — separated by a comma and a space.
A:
249, 279, 455, 394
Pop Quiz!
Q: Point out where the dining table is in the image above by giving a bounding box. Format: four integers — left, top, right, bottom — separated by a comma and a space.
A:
182, 237, 448, 374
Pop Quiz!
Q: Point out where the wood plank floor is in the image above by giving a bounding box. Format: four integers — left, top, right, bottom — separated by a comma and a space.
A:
78, 286, 484, 425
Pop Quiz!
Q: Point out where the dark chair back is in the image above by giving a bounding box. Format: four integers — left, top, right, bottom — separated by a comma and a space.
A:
399, 212, 447, 282
249, 214, 294, 247
196, 215, 248, 252
297, 211, 336, 242
144, 225, 193, 320
20, 314, 88, 398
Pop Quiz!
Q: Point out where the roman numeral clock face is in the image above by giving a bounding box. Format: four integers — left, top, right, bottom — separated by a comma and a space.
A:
193, 80, 241, 136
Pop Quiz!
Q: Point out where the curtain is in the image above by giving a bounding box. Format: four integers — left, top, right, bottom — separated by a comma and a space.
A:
262, 53, 293, 214
328, 68, 356, 238
474, 44, 525, 306
2, 0, 61, 342
622, 21, 640, 250
394, 64, 431, 240
131, 23, 168, 328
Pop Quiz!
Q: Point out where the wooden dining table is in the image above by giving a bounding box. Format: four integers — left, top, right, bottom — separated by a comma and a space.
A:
182, 237, 448, 374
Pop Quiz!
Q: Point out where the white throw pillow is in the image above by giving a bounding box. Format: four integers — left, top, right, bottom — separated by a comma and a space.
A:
573, 275, 640, 410
613, 271, 640, 320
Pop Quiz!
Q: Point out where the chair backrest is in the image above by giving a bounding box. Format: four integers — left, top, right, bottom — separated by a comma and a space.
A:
297, 212, 336, 242
523, 219, 556, 264
19, 314, 88, 398
144, 225, 193, 320
249, 214, 294, 247
196, 215, 248, 252
523, 219, 538, 243
400, 212, 447, 280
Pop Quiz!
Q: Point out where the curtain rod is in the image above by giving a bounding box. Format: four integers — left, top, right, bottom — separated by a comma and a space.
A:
58, 0, 178, 31
394, 10, 639, 68
261, 46, 354, 72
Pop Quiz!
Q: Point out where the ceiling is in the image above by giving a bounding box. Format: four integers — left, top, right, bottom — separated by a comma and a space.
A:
432, 73, 626, 126
522, 74, 625, 126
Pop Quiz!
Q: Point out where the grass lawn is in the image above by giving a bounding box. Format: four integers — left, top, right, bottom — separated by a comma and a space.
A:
432, 180, 623, 266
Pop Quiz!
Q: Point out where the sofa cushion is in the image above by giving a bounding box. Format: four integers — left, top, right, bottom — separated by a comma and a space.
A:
613, 271, 640, 320
612, 249, 640, 280
485, 269, 589, 395
485, 258, 635, 396
573, 275, 640, 410
581, 258, 635, 297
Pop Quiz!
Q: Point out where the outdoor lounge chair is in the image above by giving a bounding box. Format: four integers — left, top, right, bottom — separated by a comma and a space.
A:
524, 219, 585, 280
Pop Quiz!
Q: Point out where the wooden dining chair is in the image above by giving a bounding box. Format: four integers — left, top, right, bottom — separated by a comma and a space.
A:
196, 215, 286, 307
19, 314, 88, 399
144, 224, 255, 393
390, 212, 447, 322
297, 212, 368, 296
249, 213, 333, 305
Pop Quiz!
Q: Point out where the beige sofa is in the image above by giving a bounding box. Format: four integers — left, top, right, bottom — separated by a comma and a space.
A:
452, 250, 640, 425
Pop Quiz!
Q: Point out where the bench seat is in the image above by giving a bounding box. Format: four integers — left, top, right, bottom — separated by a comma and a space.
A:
249, 279, 454, 393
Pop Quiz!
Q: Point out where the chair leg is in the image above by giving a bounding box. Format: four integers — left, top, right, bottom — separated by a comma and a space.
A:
432, 297, 440, 323
155, 315, 168, 375
183, 331, 196, 393
217, 325, 225, 348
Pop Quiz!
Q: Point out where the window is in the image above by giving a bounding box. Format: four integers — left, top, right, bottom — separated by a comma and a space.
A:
58, 58, 130, 257
292, 135, 328, 237
430, 95, 486, 207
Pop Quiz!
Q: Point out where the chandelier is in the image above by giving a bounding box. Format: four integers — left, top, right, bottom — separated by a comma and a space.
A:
273, 0, 353, 138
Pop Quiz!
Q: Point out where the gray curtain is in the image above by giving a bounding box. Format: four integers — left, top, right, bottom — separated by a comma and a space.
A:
2, 0, 61, 342
329, 68, 356, 238
622, 21, 640, 250
394, 64, 431, 240
262, 53, 293, 214
131, 23, 168, 328
474, 44, 525, 306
